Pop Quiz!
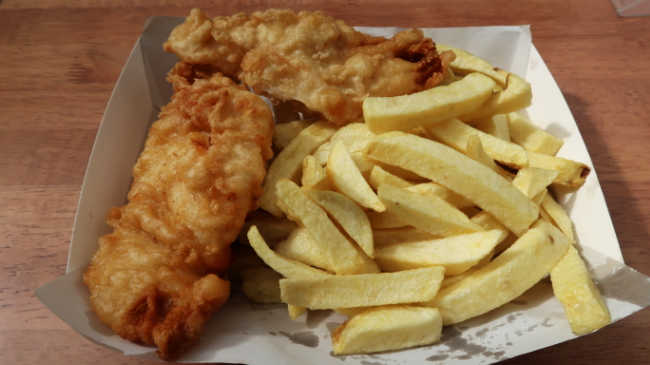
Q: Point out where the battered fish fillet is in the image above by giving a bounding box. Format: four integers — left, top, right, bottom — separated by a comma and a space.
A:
83, 62, 274, 359
164, 8, 454, 125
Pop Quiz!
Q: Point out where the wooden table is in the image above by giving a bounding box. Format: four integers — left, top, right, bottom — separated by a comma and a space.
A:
1, 0, 648, 363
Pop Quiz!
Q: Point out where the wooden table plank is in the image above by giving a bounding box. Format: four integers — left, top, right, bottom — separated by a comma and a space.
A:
1, 1, 648, 364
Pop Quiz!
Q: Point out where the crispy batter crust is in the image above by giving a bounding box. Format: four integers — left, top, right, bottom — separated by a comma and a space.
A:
165, 9, 453, 124
83, 63, 273, 359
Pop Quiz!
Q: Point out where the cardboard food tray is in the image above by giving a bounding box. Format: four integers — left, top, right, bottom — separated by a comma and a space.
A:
36, 16, 650, 364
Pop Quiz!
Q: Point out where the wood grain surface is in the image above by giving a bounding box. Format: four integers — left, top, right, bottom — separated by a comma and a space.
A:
1, 0, 648, 364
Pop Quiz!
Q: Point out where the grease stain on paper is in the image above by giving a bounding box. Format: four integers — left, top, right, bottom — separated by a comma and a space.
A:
426, 353, 449, 362
278, 330, 319, 347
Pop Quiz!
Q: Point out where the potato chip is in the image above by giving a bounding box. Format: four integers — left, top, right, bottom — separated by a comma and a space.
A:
428, 223, 569, 324
261, 122, 336, 216
363, 72, 496, 133
375, 229, 507, 275
332, 306, 442, 355
280, 267, 444, 309
366, 132, 538, 235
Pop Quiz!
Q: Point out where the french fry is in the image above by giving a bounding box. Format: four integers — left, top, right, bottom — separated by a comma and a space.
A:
373, 227, 438, 247
330, 122, 376, 154
528, 151, 590, 189
334, 307, 368, 318
366, 132, 539, 235
307, 190, 374, 257
275, 179, 379, 274
369, 165, 413, 190
301, 155, 332, 190
508, 112, 563, 155
332, 306, 442, 355
459, 72, 532, 121
261, 122, 336, 216
405, 183, 475, 209
436, 44, 507, 87
541, 193, 575, 242
288, 304, 307, 320
425, 118, 528, 168
313, 141, 331, 165
312, 123, 376, 160
247, 225, 331, 278
239, 211, 297, 246
328, 141, 385, 212
474, 114, 510, 141
241, 266, 282, 304
274, 228, 331, 271
551, 245, 611, 335
363, 72, 497, 133
375, 229, 507, 275
273, 120, 311, 150
512, 167, 558, 200
280, 267, 445, 309
465, 135, 513, 179
428, 224, 569, 324
374, 162, 428, 183
378, 184, 482, 237
367, 210, 409, 229
246, 225, 312, 320
350, 151, 376, 176
469, 211, 517, 254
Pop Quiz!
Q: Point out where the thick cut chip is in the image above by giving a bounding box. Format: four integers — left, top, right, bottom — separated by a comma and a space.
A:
470, 211, 507, 231
273, 120, 311, 150
378, 184, 482, 237
474, 114, 510, 141
288, 304, 307, 320
330, 122, 376, 154
310, 123, 376, 169
313, 141, 331, 165
275, 228, 331, 271
367, 211, 409, 229
405, 183, 474, 209
366, 132, 538, 235
429, 225, 569, 324
261, 122, 336, 216
527, 151, 590, 189
280, 267, 445, 309
307, 190, 374, 257
508, 112, 563, 155
335, 307, 368, 318
512, 167, 558, 200
465, 135, 513, 179
551, 245, 611, 335
301, 155, 332, 190
350, 151, 376, 176
373, 227, 438, 247
275, 179, 379, 274
328, 141, 385, 212
332, 306, 442, 355
241, 266, 282, 304
247, 226, 331, 278
239, 211, 297, 246
369, 165, 413, 190
459, 72, 532, 121
375, 162, 428, 183
426, 118, 527, 168
436, 44, 507, 87
248, 228, 324, 314
375, 229, 507, 275
541, 193, 575, 242
363, 73, 496, 133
